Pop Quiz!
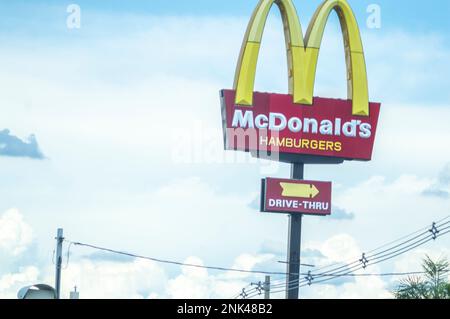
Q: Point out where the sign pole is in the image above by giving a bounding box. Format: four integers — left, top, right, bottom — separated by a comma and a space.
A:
55, 228, 64, 299
286, 163, 304, 300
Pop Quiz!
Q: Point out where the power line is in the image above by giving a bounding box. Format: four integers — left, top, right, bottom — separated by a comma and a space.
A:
235, 216, 450, 298
68, 241, 293, 276
366, 215, 450, 255
311, 232, 435, 280
274, 232, 450, 296
303, 220, 450, 279
366, 229, 432, 260
242, 268, 450, 298
292, 226, 439, 284
63, 216, 450, 299
369, 228, 450, 268
63, 241, 73, 270
309, 216, 450, 275
250, 269, 450, 299
301, 228, 450, 286
252, 228, 437, 289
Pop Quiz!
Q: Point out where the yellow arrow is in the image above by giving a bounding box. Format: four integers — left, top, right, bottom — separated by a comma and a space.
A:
280, 183, 320, 199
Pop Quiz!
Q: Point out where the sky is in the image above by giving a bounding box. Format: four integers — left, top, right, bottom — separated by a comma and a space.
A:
0, 0, 450, 299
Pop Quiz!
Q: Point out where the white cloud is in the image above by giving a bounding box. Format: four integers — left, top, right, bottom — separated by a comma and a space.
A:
301, 275, 391, 299
327, 173, 450, 252
49, 252, 274, 299
0, 266, 39, 299
0, 209, 39, 299
0, 214, 447, 299
393, 247, 450, 274
227, 253, 275, 280
318, 234, 362, 264
82, 177, 286, 263
51, 258, 168, 299
293, 234, 392, 299
0, 207, 277, 299
0, 209, 33, 256
166, 257, 212, 299
243, 234, 394, 299
166, 255, 274, 299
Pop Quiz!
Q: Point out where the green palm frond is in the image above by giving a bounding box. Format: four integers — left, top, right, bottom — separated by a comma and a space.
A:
393, 255, 450, 299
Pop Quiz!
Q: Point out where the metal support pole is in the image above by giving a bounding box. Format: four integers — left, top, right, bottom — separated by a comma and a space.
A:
286, 163, 304, 299
55, 228, 64, 299
264, 276, 270, 300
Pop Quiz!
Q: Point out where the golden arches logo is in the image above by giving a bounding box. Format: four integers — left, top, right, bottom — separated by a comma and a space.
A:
234, 0, 369, 116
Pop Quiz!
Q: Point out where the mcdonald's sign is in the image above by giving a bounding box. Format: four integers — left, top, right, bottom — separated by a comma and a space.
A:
220, 0, 381, 163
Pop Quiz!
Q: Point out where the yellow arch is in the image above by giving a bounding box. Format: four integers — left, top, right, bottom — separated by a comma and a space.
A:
233, 0, 369, 116
233, 0, 304, 108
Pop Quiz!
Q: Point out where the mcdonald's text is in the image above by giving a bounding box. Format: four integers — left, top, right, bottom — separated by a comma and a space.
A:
231, 110, 373, 138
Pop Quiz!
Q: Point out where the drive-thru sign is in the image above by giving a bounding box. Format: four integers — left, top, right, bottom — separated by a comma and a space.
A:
261, 178, 332, 215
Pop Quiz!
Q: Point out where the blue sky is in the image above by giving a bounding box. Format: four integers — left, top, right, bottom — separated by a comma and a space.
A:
0, 0, 449, 299
1, 0, 450, 28
1, 0, 450, 37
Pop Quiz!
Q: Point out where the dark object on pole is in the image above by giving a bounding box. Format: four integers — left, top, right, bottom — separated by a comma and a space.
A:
286, 163, 304, 299
55, 228, 64, 299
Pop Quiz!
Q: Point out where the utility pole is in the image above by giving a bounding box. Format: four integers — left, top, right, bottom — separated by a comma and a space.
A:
286, 163, 304, 300
55, 228, 64, 299
70, 286, 79, 299
264, 276, 270, 300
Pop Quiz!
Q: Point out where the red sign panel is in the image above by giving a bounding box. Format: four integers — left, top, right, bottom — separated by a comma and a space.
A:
221, 90, 381, 161
261, 178, 332, 216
